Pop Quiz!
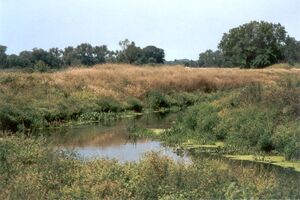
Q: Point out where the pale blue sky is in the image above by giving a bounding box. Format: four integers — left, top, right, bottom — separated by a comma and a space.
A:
0, 0, 299, 60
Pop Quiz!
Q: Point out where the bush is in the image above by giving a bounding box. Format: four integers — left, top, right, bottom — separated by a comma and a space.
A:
125, 97, 143, 112
147, 90, 170, 110
34, 60, 50, 72
96, 98, 122, 112
0, 105, 19, 132
272, 122, 300, 160
225, 106, 276, 152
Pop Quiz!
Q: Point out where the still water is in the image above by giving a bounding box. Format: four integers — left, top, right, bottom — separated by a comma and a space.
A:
46, 111, 300, 179
48, 112, 190, 162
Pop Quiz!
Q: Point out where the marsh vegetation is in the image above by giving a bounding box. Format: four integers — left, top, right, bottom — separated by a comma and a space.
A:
0, 63, 299, 199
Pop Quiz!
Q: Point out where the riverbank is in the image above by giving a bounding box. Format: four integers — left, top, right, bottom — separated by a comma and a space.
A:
0, 136, 299, 199
1, 64, 299, 134
1, 64, 300, 198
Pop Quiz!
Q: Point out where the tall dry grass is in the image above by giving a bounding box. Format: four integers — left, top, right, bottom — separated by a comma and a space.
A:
1, 64, 299, 100
52, 64, 300, 99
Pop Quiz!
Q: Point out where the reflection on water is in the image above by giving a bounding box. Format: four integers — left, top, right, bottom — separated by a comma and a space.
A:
49, 112, 190, 162
46, 111, 300, 179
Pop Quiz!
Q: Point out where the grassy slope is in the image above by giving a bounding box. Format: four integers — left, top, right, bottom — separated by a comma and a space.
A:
1, 64, 299, 130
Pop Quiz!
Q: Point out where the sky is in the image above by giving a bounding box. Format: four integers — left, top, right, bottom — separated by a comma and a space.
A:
0, 0, 299, 60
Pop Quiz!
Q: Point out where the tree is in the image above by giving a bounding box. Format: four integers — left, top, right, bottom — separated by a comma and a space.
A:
125, 42, 143, 64
118, 39, 130, 51
117, 40, 143, 64
198, 50, 224, 67
32, 48, 50, 65
282, 36, 300, 65
18, 51, 34, 68
49, 48, 63, 68
142, 46, 165, 64
218, 21, 287, 68
75, 43, 95, 66
93, 45, 109, 64
0, 45, 8, 68
63, 46, 80, 66
7, 54, 23, 68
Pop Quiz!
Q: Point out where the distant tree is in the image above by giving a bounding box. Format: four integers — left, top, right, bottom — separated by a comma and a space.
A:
198, 50, 224, 67
49, 48, 63, 68
75, 43, 95, 66
125, 42, 143, 64
19, 51, 34, 68
93, 45, 109, 64
63, 46, 80, 66
183, 60, 199, 67
106, 51, 117, 63
0, 45, 8, 68
32, 48, 50, 64
218, 21, 287, 68
282, 36, 300, 65
117, 40, 143, 64
118, 39, 130, 51
142, 46, 165, 64
7, 54, 23, 68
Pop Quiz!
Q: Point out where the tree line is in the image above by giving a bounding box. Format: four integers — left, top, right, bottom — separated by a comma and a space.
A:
0, 39, 165, 71
197, 21, 300, 68
0, 21, 299, 70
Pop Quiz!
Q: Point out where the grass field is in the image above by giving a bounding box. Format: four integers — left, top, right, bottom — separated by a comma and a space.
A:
1, 64, 299, 99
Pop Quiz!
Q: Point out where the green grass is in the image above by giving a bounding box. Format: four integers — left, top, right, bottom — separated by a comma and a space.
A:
157, 77, 300, 160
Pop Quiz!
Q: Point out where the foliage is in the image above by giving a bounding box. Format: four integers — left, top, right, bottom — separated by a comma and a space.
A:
0, 45, 8, 68
125, 97, 143, 112
0, 40, 165, 70
218, 21, 287, 68
96, 98, 123, 112
161, 79, 300, 159
142, 46, 165, 64
0, 137, 299, 199
117, 39, 165, 65
282, 36, 300, 65
198, 49, 224, 67
147, 90, 170, 110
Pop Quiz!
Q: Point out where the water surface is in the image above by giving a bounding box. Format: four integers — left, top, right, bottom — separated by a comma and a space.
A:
49, 112, 190, 162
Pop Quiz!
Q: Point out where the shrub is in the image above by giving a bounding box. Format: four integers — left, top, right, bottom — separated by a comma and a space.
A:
147, 90, 170, 110
125, 97, 143, 112
96, 98, 122, 112
0, 105, 19, 132
226, 106, 276, 152
34, 60, 50, 72
272, 122, 300, 160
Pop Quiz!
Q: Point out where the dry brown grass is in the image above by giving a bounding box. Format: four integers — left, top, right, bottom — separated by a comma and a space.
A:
1, 64, 300, 100
51, 64, 300, 99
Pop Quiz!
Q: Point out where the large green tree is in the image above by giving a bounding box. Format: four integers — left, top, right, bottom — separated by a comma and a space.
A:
142, 46, 165, 64
218, 21, 287, 68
